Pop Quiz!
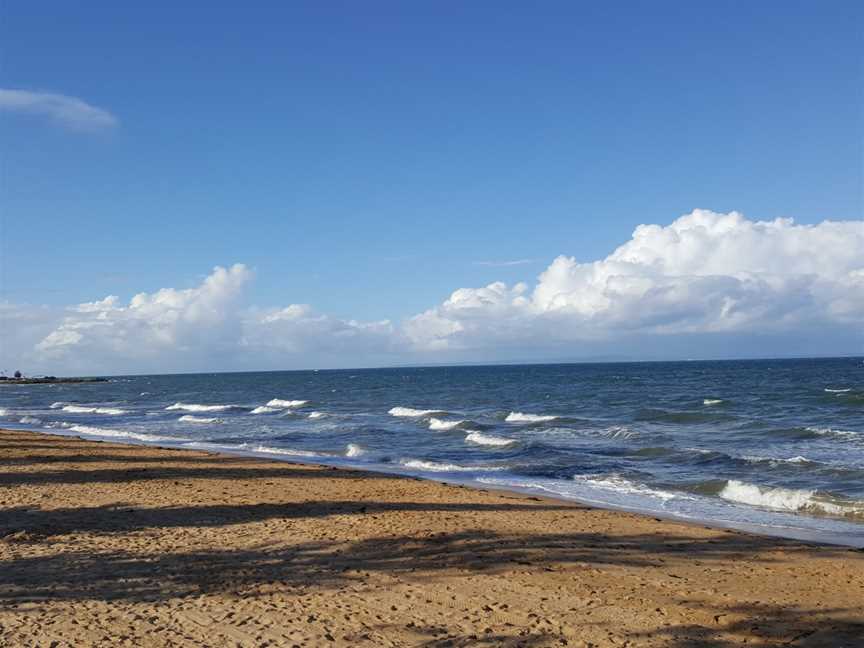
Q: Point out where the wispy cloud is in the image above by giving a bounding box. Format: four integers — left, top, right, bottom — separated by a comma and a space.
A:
0, 88, 117, 132
474, 259, 538, 267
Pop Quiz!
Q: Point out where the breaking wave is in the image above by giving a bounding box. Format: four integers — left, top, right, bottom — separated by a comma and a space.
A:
345, 443, 364, 457
266, 399, 308, 408
719, 480, 864, 520
824, 388, 851, 393
465, 431, 516, 447
703, 399, 724, 406
62, 405, 127, 415
399, 458, 505, 473
60, 423, 181, 443
178, 415, 220, 424
166, 403, 236, 413
428, 418, 463, 430
505, 412, 558, 423
242, 443, 322, 457
572, 473, 687, 502
806, 426, 860, 440
19, 416, 42, 425
308, 412, 326, 419
389, 407, 443, 417
250, 405, 279, 414
186, 441, 324, 458
742, 454, 812, 466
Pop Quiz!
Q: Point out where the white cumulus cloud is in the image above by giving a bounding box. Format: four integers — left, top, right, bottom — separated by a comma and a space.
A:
405, 210, 864, 351
244, 303, 395, 356
0, 88, 117, 131
3, 210, 862, 375
35, 264, 253, 371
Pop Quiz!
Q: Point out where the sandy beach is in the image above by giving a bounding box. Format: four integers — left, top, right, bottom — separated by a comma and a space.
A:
0, 428, 861, 647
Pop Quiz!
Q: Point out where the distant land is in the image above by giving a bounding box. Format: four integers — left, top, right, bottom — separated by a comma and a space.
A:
0, 376, 108, 385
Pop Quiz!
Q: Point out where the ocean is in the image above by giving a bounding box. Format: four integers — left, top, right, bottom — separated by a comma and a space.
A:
2, 357, 863, 546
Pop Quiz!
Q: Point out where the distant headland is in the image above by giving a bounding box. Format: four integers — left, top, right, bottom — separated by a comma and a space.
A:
0, 374, 108, 385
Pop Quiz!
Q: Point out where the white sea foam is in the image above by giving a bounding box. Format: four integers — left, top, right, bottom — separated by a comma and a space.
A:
824, 388, 851, 393
62, 424, 180, 443
465, 431, 516, 447
719, 480, 864, 519
683, 447, 714, 455
600, 425, 637, 439
250, 405, 279, 414
703, 399, 724, 406
742, 455, 812, 467
308, 411, 325, 419
345, 443, 364, 457
0, 408, 7, 416
19, 416, 42, 425
178, 415, 220, 424
399, 459, 505, 473
243, 444, 322, 458
62, 405, 94, 413
266, 399, 308, 408
572, 474, 683, 502
428, 418, 463, 430
166, 403, 234, 413
389, 407, 439, 417
807, 426, 860, 440
62, 405, 127, 415
50, 402, 66, 409
185, 441, 324, 457
505, 412, 558, 423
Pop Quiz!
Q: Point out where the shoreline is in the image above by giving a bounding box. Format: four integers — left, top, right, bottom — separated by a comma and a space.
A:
2, 427, 862, 646
7, 422, 864, 549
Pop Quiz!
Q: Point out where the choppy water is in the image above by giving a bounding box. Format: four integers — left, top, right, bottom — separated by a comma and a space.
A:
2, 358, 863, 546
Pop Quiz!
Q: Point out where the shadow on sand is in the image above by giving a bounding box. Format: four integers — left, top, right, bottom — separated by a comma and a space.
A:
1, 429, 863, 646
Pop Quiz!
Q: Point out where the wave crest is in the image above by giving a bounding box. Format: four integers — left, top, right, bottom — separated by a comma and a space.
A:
719, 480, 864, 520
178, 415, 220, 424
345, 443, 364, 457
465, 431, 515, 447
505, 412, 558, 423
166, 403, 235, 413
399, 458, 505, 473
250, 405, 279, 414
62, 405, 127, 415
806, 426, 860, 440
61, 423, 180, 443
742, 454, 812, 467
389, 407, 441, 418
266, 399, 308, 408
572, 473, 685, 501
428, 418, 463, 430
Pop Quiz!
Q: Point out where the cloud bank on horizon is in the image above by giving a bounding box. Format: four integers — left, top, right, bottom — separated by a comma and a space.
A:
0, 88, 117, 132
3, 210, 862, 374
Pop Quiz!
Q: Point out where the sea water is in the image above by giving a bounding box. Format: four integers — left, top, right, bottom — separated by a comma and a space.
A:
1, 358, 862, 546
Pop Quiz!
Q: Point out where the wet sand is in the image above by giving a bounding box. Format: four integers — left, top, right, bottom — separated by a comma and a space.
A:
1, 428, 862, 647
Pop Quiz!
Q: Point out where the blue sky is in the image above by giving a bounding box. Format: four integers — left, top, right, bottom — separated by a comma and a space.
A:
1, 2, 862, 373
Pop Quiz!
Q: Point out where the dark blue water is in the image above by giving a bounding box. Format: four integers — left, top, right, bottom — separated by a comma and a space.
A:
2, 358, 863, 546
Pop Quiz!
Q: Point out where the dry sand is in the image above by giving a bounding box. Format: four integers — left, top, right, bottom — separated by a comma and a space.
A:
0, 428, 862, 647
